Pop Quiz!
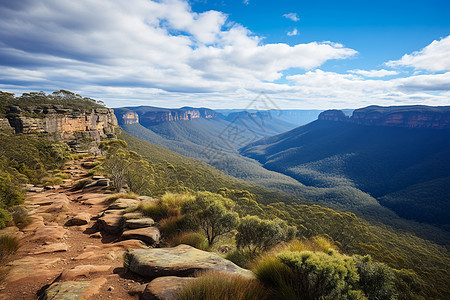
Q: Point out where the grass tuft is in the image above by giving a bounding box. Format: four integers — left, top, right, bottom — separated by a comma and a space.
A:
176, 270, 268, 300
167, 232, 209, 251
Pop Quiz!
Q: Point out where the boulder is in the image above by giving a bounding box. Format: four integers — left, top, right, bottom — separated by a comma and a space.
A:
124, 218, 155, 229
81, 161, 95, 169
97, 210, 123, 233
108, 198, 140, 210
66, 212, 91, 226
121, 227, 160, 244
143, 276, 196, 300
124, 245, 254, 279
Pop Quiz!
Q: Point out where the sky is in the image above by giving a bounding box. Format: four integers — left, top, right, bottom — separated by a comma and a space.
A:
0, 0, 449, 109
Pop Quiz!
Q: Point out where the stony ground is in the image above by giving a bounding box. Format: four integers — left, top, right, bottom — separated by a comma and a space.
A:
0, 157, 254, 300
0, 158, 145, 300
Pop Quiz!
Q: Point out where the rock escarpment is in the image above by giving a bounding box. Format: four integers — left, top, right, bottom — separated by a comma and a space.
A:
6, 105, 117, 139
318, 105, 450, 129
114, 106, 219, 126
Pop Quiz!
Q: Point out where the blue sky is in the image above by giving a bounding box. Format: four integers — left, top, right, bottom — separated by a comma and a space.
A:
0, 0, 449, 109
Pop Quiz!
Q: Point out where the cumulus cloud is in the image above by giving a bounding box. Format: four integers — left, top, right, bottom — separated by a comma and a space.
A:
349, 69, 398, 77
287, 28, 298, 36
0, 0, 447, 108
386, 35, 450, 72
283, 13, 299, 22
0, 0, 355, 101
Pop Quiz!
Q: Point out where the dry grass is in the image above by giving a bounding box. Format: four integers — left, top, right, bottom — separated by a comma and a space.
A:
167, 231, 209, 251
176, 270, 268, 300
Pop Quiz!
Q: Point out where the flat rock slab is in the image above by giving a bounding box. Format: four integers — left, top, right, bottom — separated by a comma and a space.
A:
40, 278, 107, 300
124, 245, 254, 279
124, 218, 155, 229
143, 276, 196, 300
121, 227, 160, 244
33, 242, 68, 254
6, 256, 61, 283
123, 212, 144, 219
30, 225, 67, 242
60, 264, 113, 280
108, 198, 140, 210
66, 212, 91, 226
97, 210, 123, 233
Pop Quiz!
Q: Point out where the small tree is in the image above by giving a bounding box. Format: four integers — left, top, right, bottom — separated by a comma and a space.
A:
182, 192, 239, 246
236, 215, 296, 256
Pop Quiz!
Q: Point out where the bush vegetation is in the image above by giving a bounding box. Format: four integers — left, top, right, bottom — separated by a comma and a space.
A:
0, 134, 70, 228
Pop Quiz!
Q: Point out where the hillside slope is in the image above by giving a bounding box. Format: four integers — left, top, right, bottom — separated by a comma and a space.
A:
241, 107, 450, 229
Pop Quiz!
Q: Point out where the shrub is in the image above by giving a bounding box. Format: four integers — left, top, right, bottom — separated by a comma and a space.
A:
160, 192, 195, 216
288, 236, 337, 253
182, 192, 239, 246
176, 271, 268, 300
225, 249, 254, 268
354, 255, 396, 300
235, 215, 296, 256
168, 232, 209, 251
255, 250, 363, 300
0, 208, 12, 229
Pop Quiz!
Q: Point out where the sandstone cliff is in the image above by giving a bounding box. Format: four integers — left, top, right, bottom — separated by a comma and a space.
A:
114, 106, 219, 126
3, 104, 118, 153
318, 105, 450, 129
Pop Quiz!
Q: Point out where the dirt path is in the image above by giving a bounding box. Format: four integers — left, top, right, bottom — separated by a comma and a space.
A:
0, 158, 145, 299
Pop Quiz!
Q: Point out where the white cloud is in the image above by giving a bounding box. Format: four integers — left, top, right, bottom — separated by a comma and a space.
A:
386, 35, 450, 72
349, 69, 398, 77
283, 13, 299, 22
243, 0, 249, 5
0, 0, 448, 109
287, 28, 298, 36
0, 0, 355, 99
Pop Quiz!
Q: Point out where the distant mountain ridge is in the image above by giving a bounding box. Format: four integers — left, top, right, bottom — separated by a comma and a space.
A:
319, 105, 450, 129
241, 105, 450, 228
115, 106, 219, 126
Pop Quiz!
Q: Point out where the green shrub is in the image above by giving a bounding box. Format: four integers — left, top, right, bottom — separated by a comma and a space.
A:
354, 255, 396, 300
235, 215, 296, 256
182, 192, 239, 246
176, 271, 268, 300
255, 250, 363, 300
168, 232, 209, 251
392, 269, 426, 300
225, 249, 254, 269
0, 208, 12, 229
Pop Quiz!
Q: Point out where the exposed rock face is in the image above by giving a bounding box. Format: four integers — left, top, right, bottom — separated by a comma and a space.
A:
114, 106, 219, 126
124, 244, 255, 279
115, 109, 140, 125
319, 105, 450, 129
0, 118, 13, 132
318, 109, 348, 122
6, 106, 118, 141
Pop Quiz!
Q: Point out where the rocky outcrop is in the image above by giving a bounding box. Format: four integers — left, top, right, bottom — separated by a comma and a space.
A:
0, 118, 13, 132
318, 109, 348, 122
114, 106, 219, 126
318, 105, 450, 129
6, 106, 118, 141
114, 108, 140, 125
124, 245, 255, 279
